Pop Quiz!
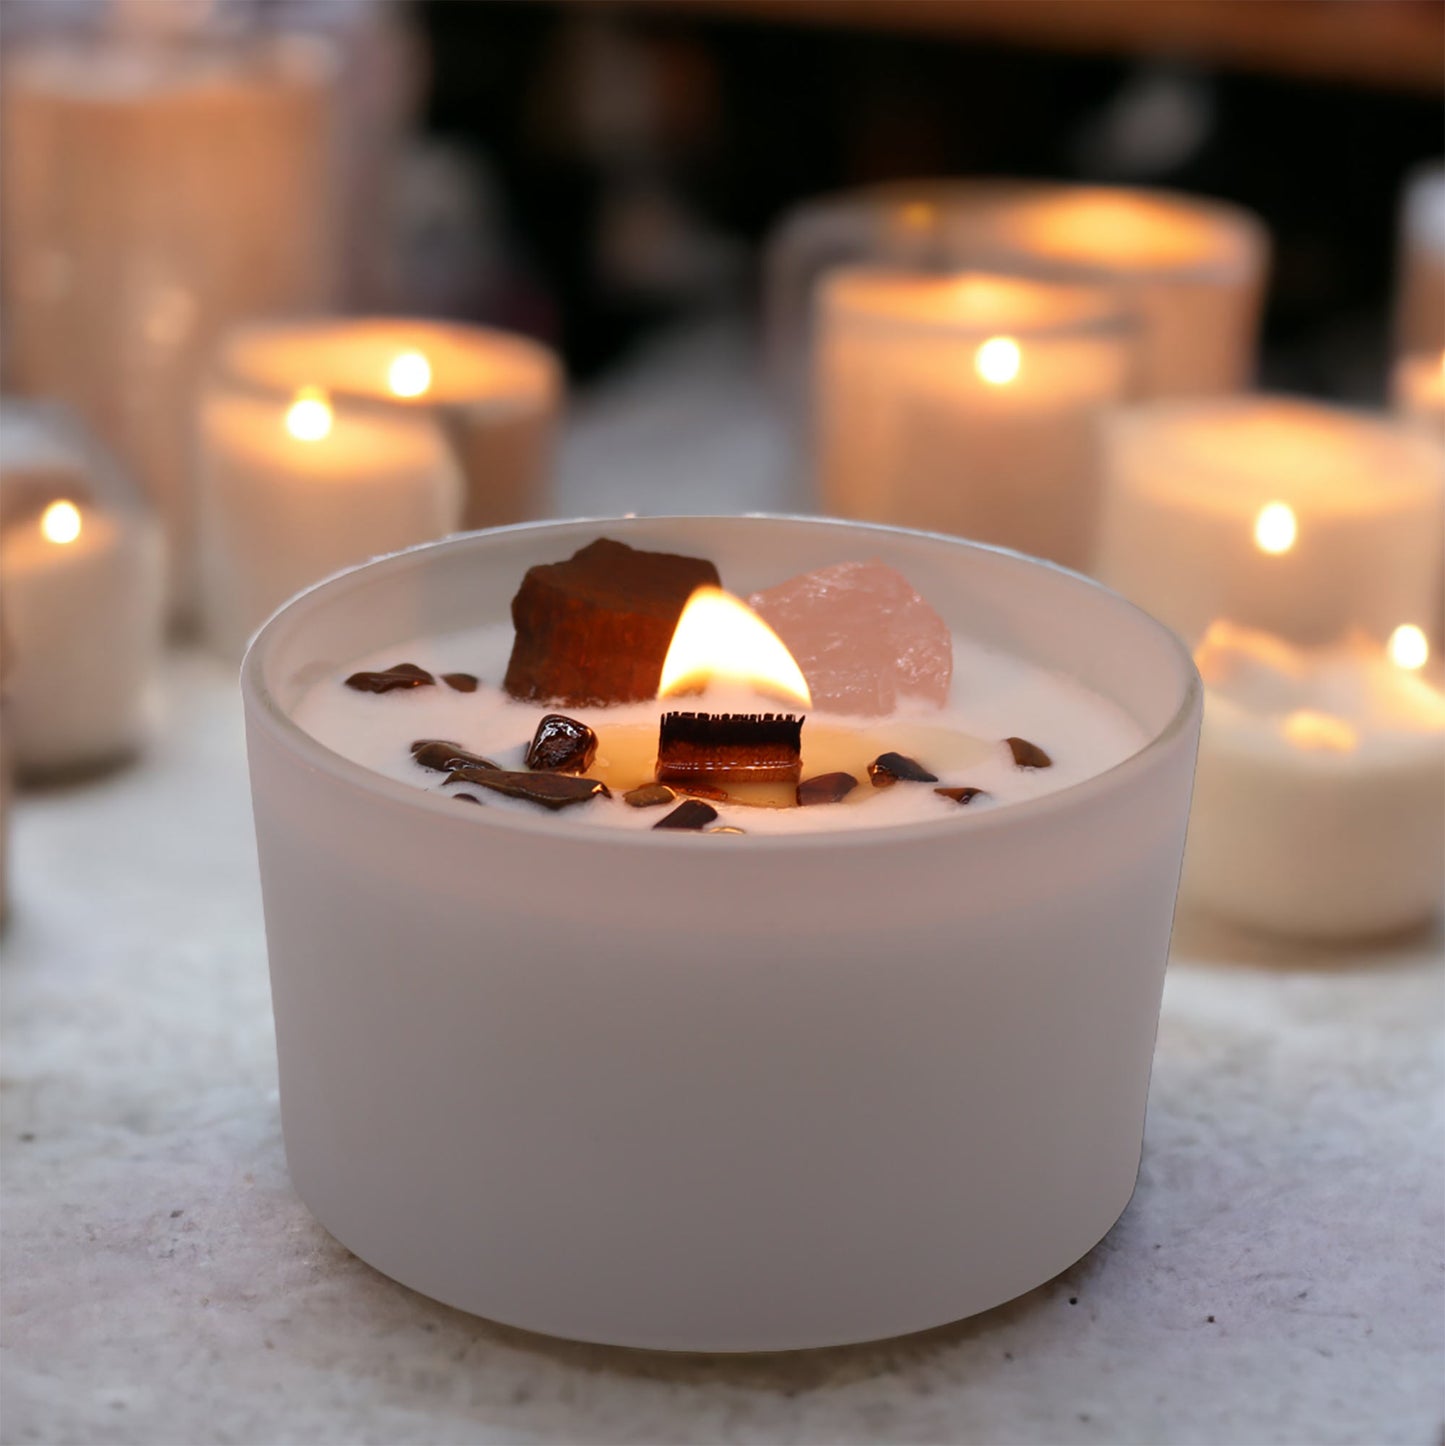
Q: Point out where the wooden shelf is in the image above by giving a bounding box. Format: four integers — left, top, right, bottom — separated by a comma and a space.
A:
620, 0, 1445, 93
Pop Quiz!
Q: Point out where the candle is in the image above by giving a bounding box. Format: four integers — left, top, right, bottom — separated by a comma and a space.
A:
0, 497, 165, 776
1095, 396, 1445, 648
1184, 620, 1445, 938
1392, 350, 1445, 441
0, 23, 337, 619
813, 269, 1136, 569
196, 384, 464, 661
213, 318, 562, 532
242, 515, 1201, 1349
765, 180, 1267, 405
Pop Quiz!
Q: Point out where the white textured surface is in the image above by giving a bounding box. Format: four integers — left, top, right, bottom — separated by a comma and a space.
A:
3, 325, 1444, 1444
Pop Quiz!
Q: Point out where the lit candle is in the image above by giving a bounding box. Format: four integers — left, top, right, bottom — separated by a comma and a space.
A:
0, 498, 165, 775
814, 269, 1136, 569
1096, 396, 1445, 648
213, 318, 562, 532
0, 23, 337, 620
196, 384, 464, 661
1184, 620, 1445, 938
243, 516, 1201, 1349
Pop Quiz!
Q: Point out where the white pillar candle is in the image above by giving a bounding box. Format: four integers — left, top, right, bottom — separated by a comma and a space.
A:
1096, 396, 1445, 649
814, 269, 1136, 569
1393, 162, 1445, 357
197, 384, 463, 661
0, 27, 337, 618
213, 318, 562, 532
0, 497, 166, 776
766, 180, 1267, 404
1184, 621, 1445, 938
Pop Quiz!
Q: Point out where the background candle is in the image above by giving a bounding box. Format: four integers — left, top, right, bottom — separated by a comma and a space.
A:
1095, 396, 1445, 648
1393, 162, 1445, 357
765, 180, 1267, 406
213, 318, 561, 532
814, 269, 1136, 569
0, 21, 337, 619
1392, 350, 1445, 440
1184, 622, 1445, 938
196, 384, 463, 661
0, 497, 166, 776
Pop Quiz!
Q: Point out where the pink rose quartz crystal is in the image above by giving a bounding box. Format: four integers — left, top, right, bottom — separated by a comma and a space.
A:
748, 560, 952, 715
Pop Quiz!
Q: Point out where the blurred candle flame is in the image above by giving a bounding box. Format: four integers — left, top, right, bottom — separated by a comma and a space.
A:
388, 350, 432, 398
40, 499, 82, 545
975, 336, 1021, 386
1253, 501, 1296, 555
1388, 624, 1429, 671
659, 587, 812, 707
285, 386, 333, 442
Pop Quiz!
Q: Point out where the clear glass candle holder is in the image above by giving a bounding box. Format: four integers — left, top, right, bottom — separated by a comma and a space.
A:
242, 514, 1200, 1351
814, 268, 1138, 570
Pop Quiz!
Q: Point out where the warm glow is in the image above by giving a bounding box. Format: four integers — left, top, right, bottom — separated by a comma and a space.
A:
1281, 709, 1358, 753
388, 350, 432, 398
285, 386, 333, 442
658, 587, 812, 707
898, 201, 935, 232
1388, 624, 1430, 671
1253, 501, 1296, 555
975, 336, 1021, 386
40, 499, 82, 545
1194, 619, 1305, 683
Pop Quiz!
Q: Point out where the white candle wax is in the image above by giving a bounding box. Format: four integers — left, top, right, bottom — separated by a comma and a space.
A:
215, 319, 561, 532
0, 499, 166, 775
814, 270, 1136, 570
292, 621, 1146, 834
1096, 396, 1445, 648
0, 30, 337, 620
197, 388, 463, 662
1184, 621, 1445, 938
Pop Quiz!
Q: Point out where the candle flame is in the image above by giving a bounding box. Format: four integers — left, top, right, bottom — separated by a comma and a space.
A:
975, 335, 1021, 386
40, 499, 82, 545
1253, 501, 1296, 555
285, 386, 333, 442
659, 587, 812, 707
1281, 709, 1358, 753
388, 350, 432, 398
1388, 623, 1430, 671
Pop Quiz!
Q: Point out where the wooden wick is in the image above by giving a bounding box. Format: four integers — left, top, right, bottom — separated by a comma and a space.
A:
656, 711, 804, 784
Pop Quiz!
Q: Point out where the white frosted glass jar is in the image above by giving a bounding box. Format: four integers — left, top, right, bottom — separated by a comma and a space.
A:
242, 515, 1201, 1352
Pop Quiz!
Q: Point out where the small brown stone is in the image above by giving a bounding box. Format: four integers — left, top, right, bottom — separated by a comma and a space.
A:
442, 672, 479, 693
867, 752, 938, 787
797, 771, 858, 806
345, 662, 435, 693
448, 767, 609, 811
525, 713, 598, 773
652, 799, 719, 831
936, 786, 988, 805
1006, 737, 1052, 769
624, 783, 678, 808
451, 792, 483, 805
410, 740, 500, 774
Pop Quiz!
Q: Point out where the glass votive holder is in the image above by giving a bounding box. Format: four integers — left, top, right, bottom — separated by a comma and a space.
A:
765, 179, 1268, 406
0, 19, 338, 620
0, 401, 165, 776
814, 268, 1137, 570
1095, 396, 1445, 651
242, 514, 1200, 1351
